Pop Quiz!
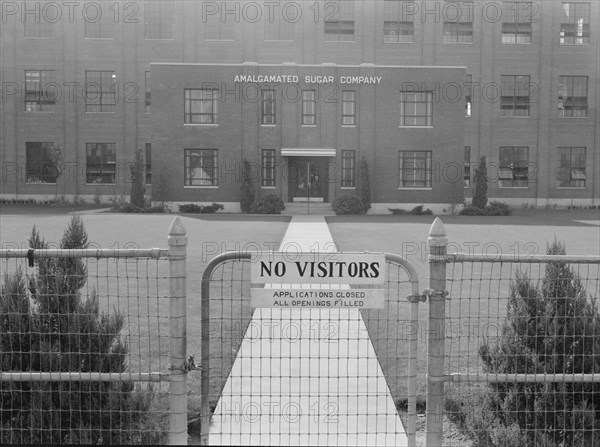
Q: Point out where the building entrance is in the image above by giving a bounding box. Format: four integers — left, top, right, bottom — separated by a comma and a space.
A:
288, 157, 328, 202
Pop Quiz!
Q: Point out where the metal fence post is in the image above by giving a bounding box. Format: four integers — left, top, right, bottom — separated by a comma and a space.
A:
425, 217, 448, 447
168, 216, 188, 445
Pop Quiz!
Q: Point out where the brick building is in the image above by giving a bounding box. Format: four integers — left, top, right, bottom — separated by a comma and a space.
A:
1, 1, 598, 211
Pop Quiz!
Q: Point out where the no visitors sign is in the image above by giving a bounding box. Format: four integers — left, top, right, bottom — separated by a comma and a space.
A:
250, 252, 386, 309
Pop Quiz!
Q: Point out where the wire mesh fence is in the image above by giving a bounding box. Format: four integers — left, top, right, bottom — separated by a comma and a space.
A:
443, 253, 600, 447
0, 249, 172, 445
200, 252, 421, 446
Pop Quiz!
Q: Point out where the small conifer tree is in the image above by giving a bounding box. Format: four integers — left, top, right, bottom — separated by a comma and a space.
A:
472, 156, 488, 209
240, 159, 255, 213
358, 157, 371, 214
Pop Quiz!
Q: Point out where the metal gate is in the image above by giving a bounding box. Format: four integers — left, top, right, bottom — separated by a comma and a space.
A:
198, 251, 422, 446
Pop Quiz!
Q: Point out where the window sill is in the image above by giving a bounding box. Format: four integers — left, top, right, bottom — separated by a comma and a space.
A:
500, 42, 532, 45
183, 123, 218, 127
558, 43, 590, 46
86, 183, 116, 186
398, 125, 433, 129
84, 37, 115, 40
557, 116, 589, 119
184, 185, 219, 189
498, 186, 529, 189
398, 187, 433, 190
341, 187, 356, 190
85, 111, 117, 114
341, 125, 357, 128
261, 124, 277, 127
557, 187, 587, 190
261, 186, 277, 189
26, 182, 56, 185
301, 125, 317, 128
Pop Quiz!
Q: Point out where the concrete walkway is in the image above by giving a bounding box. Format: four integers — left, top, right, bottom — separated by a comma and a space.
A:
208, 216, 407, 446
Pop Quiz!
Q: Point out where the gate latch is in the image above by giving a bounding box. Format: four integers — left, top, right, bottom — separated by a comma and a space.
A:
407, 288, 449, 303
168, 355, 202, 373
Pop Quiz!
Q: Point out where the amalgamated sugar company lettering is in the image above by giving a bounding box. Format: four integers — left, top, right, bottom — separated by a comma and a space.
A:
233, 75, 382, 85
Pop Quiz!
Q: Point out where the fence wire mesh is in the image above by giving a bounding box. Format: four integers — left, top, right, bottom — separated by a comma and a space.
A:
443, 256, 600, 447
200, 254, 419, 446
0, 252, 171, 445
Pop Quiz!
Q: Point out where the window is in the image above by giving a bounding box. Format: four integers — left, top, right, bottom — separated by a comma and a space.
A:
185, 149, 218, 186
262, 149, 276, 187
26, 142, 58, 183
145, 1, 173, 39
184, 89, 218, 124
501, 75, 530, 116
265, 13, 294, 40
464, 146, 471, 188
25, 70, 56, 112
341, 150, 356, 187
324, 0, 355, 41
342, 91, 356, 125
145, 143, 152, 184
85, 71, 116, 113
85, 13, 114, 38
383, 0, 414, 43
559, 76, 588, 117
204, 12, 235, 40
399, 92, 433, 126
145, 71, 151, 113
560, 3, 590, 44
499, 146, 529, 187
399, 151, 432, 188
86, 143, 116, 184
501, 2, 533, 44
302, 90, 316, 125
465, 74, 473, 116
443, 0, 474, 43
261, 90, 276, 125
24, 10, 53, 38
558, 147, 586, 187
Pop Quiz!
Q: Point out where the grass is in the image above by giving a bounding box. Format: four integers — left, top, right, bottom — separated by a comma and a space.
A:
0, 213, 291, 439
327, 213, 600, 441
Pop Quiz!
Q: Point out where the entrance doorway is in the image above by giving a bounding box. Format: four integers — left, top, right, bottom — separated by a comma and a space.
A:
288, 157, 328, 202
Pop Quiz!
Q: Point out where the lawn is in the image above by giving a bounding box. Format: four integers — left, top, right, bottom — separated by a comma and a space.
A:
326, 210, 600, 434
0, 211, 291, 431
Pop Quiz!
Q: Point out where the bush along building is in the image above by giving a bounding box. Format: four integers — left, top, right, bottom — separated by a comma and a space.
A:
0, 1, 598, 211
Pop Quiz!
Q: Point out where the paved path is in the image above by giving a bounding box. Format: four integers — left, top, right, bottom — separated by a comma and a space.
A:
208, 216, 407, 446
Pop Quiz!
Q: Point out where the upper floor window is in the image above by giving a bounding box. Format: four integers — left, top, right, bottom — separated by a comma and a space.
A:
24, 7, 53, 38
184, 89, 218, 124
262, 90, 276, 125
558, 76, 588, 117
145, 71, 151, 113
342, 90, 356, 125
302, 90, 317, 125
443, 0, 474, 43
204, 11, 235, 40
501, 2, 534, 44
324, 0, 355, 41
399, 92, 433, 126
558, 147, 586, 187
185, 149, 218, 186
86, 142, 116, 184
501, 75, 531, 116
265, 13, 294, 41
25, 70, 56, 112
560, 3, 590, 44
465, 74, 473, 116
499, 146, 529, 187
26, 142, 59, 183
85, 12, 115, 38
399, 151, 432, 188
383, 0, 414, 43
145, 1, 173, 39
85, 71, 116, 113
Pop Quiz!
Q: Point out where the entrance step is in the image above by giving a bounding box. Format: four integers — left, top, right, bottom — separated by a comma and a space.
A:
283, 202, 335, 215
